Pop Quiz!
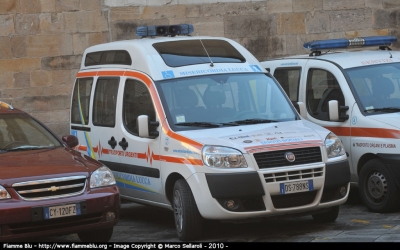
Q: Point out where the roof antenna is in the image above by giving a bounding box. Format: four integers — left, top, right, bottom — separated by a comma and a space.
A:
197, 33, 214, 67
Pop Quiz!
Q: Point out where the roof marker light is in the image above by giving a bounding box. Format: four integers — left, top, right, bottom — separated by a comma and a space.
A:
136, 24, 194, 37
303, 36, 398, 51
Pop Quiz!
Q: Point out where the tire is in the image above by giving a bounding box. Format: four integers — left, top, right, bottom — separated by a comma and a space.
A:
359, 159, 400, 213
312, 205, 339, 223
173, 179, 204, 241
78, 227, 114, 242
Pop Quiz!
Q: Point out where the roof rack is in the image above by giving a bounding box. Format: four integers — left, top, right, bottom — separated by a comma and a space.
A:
303, 36, 398, 56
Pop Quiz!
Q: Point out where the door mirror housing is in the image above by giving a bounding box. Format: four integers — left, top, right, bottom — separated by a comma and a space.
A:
62, 135, 79, 148
328, 100, 349, 122
138, 115, 159, 138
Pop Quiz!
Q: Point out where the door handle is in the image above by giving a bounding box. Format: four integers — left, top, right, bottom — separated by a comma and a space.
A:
108, 136, 117, 149
119, 138, 128, 150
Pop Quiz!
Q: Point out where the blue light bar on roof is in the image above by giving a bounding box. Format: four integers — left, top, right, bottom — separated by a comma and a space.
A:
136, 24, 194, 37
303, 36, 398, 50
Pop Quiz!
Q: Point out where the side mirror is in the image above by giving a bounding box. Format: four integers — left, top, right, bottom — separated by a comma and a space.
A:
62, 135, 79, 148
328, 100, 349, 121
328, 100, 340, 121
296, 102, 307, 119
137, 115, 159, 138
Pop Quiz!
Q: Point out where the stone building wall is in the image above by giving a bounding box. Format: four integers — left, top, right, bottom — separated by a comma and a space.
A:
1, 0, 400, 137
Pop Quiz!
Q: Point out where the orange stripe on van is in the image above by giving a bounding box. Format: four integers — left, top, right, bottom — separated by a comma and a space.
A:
97, 71, 125, 76
325, 126, 400, 139
159, 155, 203, 166
76, 72, 97, 77
77, 145, 88, 151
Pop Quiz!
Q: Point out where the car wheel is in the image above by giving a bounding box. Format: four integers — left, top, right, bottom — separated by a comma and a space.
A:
78, 227, 114, 242
359, 159, 400, 213
312, 205, 339, 223
173, 179, 204, 241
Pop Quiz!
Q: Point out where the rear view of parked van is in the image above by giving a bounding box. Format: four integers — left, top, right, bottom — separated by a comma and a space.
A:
261, 36, 400, 213
70, 24, 350, 241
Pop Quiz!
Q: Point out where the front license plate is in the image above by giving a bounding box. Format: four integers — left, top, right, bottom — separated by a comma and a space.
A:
280, 180, 313, 194
44, 203, 81, 219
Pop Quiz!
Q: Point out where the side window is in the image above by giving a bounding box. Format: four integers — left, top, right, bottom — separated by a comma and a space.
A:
92, 78, 119, 127
123, 79, 157, 136
306, 69, 344, 121
273, 68, 301, 102
71, 78, 93, 125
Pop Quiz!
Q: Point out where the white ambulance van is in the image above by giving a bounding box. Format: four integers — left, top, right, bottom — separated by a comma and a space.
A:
261, 36, 400, 213
70, 24, 350, 241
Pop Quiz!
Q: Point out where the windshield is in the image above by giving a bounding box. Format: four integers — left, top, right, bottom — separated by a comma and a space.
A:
156, 73, 298, 130
346, 62, 400, 113
0, 113, 62, 152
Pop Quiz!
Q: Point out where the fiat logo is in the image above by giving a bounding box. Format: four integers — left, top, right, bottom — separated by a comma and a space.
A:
285, 152, 295, 162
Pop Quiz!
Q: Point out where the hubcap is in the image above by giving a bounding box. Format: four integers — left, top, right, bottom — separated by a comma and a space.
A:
367, 171, 387, 201
173, 189, 183, 232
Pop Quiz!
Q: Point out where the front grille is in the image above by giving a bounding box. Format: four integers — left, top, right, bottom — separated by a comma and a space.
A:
254, 147, 322, 169
13, 176, 86, 201
264, 167, 323, 183
271, 190, 318, 209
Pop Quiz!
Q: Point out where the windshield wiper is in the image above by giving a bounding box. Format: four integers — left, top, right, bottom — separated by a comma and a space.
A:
6, 145, 55, 152
364, 107, 400, 113
175, 121, 241, 128
175, 122, 222, 128
233, 119, 277, 125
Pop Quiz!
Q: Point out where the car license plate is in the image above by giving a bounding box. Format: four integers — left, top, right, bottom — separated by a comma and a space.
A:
44, 203, 81, 219
280, 180, 313, 194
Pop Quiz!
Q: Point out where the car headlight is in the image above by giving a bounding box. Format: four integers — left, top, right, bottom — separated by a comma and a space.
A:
90, 166, 116, 188
202, 145, 248, 168
325, 132, 345, 158
0, 185, 11, 200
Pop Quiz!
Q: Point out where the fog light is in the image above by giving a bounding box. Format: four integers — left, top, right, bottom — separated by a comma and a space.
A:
106, 211, 116, 221
339, 186, 347, 197
225, 199, 241, 211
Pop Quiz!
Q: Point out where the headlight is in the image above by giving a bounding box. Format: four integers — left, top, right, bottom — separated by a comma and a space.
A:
90, 166, 116, 188
325, 132, 345, 158
0, 185, 11, 200
202, 146, 248, 168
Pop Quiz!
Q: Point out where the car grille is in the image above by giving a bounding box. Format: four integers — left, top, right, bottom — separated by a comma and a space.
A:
253, 147, 322, 169
263, 167, 323, 183
12, 176, 86, 201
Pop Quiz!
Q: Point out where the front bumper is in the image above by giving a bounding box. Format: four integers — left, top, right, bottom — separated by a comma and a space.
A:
189, 160, 350, 220
0, 186, 120, 241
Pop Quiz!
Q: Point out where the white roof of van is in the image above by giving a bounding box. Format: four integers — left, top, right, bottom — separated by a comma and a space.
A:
80, 36, 266, 81
267, 50, 400, 69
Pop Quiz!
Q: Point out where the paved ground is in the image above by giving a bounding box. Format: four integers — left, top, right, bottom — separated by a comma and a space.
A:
39, 188, 400, 243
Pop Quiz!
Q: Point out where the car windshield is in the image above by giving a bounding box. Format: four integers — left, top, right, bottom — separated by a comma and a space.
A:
346, 62, 400, 114
156, 73, 298, 131
0, 113, 62, 152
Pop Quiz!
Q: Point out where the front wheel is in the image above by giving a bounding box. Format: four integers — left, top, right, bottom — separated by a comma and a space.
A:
312, 205, 339, 223
173, 179, 204, 241
359, 159, 400, 213
78, 227, 113, 242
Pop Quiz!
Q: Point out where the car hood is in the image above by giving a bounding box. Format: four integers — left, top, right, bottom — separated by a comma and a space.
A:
0, 147, 94, 186
369, 112, 400, 130
178, 120, 328, 153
